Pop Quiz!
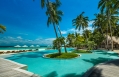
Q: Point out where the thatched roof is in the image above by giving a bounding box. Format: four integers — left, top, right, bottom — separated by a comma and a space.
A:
103, 35, 119, 44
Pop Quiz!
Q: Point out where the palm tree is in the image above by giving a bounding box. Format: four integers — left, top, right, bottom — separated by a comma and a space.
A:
0, 24, 6, 33
66, 33, 75, 47
114, 0, 119, 10
72, 12, 89, 47
41, 0, 65, 54
90, 28, 105, 49
57, 25, 67, 53
33, 0, 65, 54
74, 33, 84, 49
98, 0, 119, 51
82, 29, 92, 40
92, 14, 107, 49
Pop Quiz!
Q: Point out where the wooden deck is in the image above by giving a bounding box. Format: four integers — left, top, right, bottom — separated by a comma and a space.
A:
83, 59, 119, 77
0, 58, 40, 77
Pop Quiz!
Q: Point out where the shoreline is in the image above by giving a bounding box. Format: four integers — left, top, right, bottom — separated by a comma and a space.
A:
0, 48, 46, 56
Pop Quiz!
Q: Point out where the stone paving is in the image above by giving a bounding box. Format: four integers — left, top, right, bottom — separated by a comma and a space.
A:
83, 59, 119, 77
0, 58, 40, 77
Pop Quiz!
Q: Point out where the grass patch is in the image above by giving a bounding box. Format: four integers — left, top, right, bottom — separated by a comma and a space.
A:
45, 53, 79, 59
72, 50, 92, 53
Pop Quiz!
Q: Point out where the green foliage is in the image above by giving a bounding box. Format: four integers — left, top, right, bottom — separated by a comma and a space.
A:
87, 41, 96, 50
72, 50, 92, 53
66, 33, 75, 47
72, 12, 88, 31
0, 24, 6, 33
53, 37, 65, 49
46, 53, 78, 59
90, 29, 105, 46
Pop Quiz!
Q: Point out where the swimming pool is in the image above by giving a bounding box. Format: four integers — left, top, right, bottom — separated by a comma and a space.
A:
4, 49, 119, 77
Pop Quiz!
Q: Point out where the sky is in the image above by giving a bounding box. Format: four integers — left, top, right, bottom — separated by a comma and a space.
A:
0, 0, 100, 46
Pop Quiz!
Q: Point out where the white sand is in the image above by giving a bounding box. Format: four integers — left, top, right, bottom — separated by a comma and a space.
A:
0, 48, 46, 56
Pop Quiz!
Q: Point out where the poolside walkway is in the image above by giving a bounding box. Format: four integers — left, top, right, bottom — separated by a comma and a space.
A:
0, 58, 40, 77
114, 50, 119, 54
83, 59, 119, 77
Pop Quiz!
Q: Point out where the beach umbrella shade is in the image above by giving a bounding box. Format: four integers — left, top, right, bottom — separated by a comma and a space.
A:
14, 45, 21, 50
22, 45, 28, 50
36, 45, 40, 49
36, 45, 40, 47
30, 45, 35, 50
30, 45, 34, 47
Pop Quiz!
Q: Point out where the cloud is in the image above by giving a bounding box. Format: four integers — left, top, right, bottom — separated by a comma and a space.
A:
61, 31, 67, 34
19, 33, 28, 35
61, 28, 83, 35
0, 36, 55, 46
61, 28, 76, 35
88, 20, 94, 26
17, 36, 22, 39
60, 21, 94, 35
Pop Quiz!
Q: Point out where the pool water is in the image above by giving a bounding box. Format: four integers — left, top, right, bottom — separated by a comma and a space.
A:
5, 49, 119, 77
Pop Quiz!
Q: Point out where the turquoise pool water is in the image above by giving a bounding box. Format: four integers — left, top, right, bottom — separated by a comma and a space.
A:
4, 49, 119, 77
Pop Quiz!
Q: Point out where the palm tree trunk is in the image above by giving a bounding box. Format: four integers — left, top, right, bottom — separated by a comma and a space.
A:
57, 25, 67, 53
84, 30, 88, 49
46, 0, 61, 54
100, 28, 107, 48
53, 24, 61, 54
108, 11, 113, 51
106, 24, 109, 50
109, 23, 113, 51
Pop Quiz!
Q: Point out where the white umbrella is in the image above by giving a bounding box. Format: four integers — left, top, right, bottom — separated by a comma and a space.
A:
30, 45, 34, 47
36, 45, 40, 50
14, 45, 21, 47
36, 45, 40, 47
22, 45, 28, 50
30, 45, 35, 50
14, 45, 21, 51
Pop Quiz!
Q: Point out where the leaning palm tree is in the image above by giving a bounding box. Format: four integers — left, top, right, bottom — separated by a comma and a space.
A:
40, 0, 64, 54
0, 24, 6, 33
72, 12, 89, 46
51, 2, 67, 53
33, 0, 68, 53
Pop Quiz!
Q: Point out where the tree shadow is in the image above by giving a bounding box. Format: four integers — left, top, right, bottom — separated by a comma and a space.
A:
83, 68, 103, 77
93, 50, 105, 52
104, 59, 119, 66
62, 73, 84, 77
44, 71, 58, 77
44, 71, 84, 77
82, 57, 110, 65
96, 52, 118, 56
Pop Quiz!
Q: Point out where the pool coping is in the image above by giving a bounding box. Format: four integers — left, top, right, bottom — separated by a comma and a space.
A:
0, 58, 40, 77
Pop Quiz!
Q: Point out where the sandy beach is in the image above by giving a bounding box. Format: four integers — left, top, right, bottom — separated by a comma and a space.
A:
114, 50, 119, 53
0, 48, 46, 55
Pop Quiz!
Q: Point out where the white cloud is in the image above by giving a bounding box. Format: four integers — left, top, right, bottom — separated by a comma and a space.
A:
86, 26, 94, 31
61, 31, 67, 34
60, 21, 94, 35
45, 38, 55, 41
88, 20, 94, 26
0, 36, 55, 46
17, 36, 22, 39
19, 33, 28, 35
